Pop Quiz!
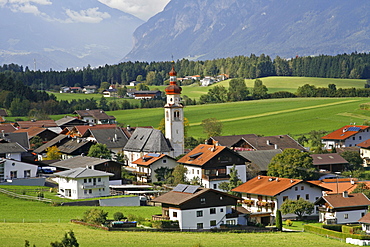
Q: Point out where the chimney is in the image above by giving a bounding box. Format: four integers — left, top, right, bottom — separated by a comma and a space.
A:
274, 144, 278, 149
266, 140, 270, 145
343, 191, 349, 198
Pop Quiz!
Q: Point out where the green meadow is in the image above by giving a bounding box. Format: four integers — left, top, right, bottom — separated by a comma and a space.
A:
109, 97, 370, 138
0, 191, 349, 247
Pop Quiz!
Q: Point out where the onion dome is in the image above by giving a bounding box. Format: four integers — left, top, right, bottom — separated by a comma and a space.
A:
165, 65, 182, 95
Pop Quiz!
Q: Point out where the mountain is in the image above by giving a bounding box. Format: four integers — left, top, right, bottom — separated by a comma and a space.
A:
0, 0, 144, 71
124, 0, 370, 62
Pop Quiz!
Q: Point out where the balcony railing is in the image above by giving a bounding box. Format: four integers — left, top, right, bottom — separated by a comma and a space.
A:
82, 183, 106, 189
152, 214, 170, 221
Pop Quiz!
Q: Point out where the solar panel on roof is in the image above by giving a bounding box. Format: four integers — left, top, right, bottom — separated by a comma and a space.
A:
348, 127, 361, 131
173, 184, 188, 192
147, 153, 160, 157
183, 185, 199, 194
189, 152, 203, 158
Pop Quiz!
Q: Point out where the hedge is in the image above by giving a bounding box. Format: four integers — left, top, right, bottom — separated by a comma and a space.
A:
342, 225, 362, 234
322, 224, 342, 232
304, 225, 370, 240
151, 220, 179, 229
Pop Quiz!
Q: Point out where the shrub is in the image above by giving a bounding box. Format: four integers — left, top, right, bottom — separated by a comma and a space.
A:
113, 212, 124, 221
127, 214, 145, 223
275, 210, 282, 231
152, 220, 179, 229
83, 209, 108, 225
304, 224, 370, 240
285, 219, 293, 227
140, 221, 153, 227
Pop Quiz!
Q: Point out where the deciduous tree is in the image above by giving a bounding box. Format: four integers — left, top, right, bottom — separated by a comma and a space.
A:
87, 143, 111, 159
267, 148, 317, 180
280, 198, 314, 220
201, 118, 223, 138
44, 146, 62, 160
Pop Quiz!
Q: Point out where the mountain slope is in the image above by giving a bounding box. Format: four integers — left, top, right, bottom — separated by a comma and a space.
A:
0, 0, 144, 70
124, 0, 370, 62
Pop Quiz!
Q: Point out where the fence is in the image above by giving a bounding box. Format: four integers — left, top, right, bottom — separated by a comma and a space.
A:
0, 188, 52, 203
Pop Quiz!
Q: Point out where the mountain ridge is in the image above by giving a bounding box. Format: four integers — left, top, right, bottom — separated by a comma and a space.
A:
124, 0, 370, 62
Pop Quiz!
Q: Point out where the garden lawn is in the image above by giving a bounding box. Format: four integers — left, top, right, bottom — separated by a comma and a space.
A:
282, 220, 323, 231
107, 97, 370, 138
0, 192, 160, 223
0, 223, 351, 247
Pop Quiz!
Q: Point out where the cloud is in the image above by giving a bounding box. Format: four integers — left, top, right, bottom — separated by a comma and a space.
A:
98, 0, 170, 21
65, 7, 111, 23
8, 0, 51, 5
2, 0, 51, 15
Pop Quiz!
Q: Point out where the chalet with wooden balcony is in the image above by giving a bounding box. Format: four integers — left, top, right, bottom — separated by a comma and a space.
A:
177, 144, 250, 191
152, 184, 247, 230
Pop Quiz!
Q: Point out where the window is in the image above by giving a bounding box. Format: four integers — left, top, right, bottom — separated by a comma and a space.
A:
88, 178, 92, 183
226, 220, 236, 225
220, 196, 223, 200
84, 179, 87, 183
360, 136, 362, 140
213, 184, 217, 189
98, 178, 101, 182
210, 208, 216, 214
344, 214, 348, 219
163, 159, 167, 164
196, 211, 203, 217
173, 212, 177, 218
295, 187, 298, 191
283, 196, 288, 201
353, 137, 355, 140
89, 189, 92, 194
192, 169, 194, 174
301, 186, 304, 190
210, 220, 216, 226
306, 194, 309, 200
197, 170, 200, 175
10, 171, 17, 179
220, 208, 224, 212
200, 198, 206, 204
246, 194, 251, 199
296, 195, 300, 200
24, 170, 31, 178
84, 190, 88, 195
197, 223, 203, 229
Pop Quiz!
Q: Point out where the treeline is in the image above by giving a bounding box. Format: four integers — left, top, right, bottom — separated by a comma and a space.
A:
1, 52, 370, 91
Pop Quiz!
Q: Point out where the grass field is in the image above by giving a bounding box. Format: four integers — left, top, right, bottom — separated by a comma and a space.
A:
0, 223, 351, 247
49, 76, 366, 102
108, 97, 370, 138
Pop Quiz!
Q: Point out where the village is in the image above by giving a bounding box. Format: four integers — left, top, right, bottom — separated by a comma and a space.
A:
2, 66, 370, 246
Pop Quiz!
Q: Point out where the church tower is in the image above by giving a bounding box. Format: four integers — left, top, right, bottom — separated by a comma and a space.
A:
164, 63, 184, 157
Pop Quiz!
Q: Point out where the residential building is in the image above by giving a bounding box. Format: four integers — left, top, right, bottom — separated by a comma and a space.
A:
0, 142, 28, 161
50, 156, 122, 182
14, 127, 58, 143
123, 127, 173, 166
133, 90, 161, 99
55, 168, 113, 199
357, 139, 370, 167
103, 88, 118, 98
74, 109, 116, 125
87, 127, 129, 155
152, 184, 246, 230
310, 153, 349, 173
0, 158, 38, 182
237, 149, 282, 177
359, 213, 370, 234
232, 175, 327, 225
82, 85, 97, 94
177, 144, 250, 190
315, 192, 370, 224
207, 134, 306, 152
132, 153, 178, 183
55, 116, 87, 129
201, 76, 216, 86
321, 125, 370, 150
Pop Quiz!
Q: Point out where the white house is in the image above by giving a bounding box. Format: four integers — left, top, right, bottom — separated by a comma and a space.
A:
232, 175, 327, 225
74, 109, 116, 125
131, 153, 178, 183
55, 168, 113, 199
0, 158, 38, 182
177, 144, 249, 190
152, 184, 247, 230
315, 192, 370, 224
201, 76, 216, 86
321, 125, 370, 150
359, 212, 370, 234
0, 142, 28, 161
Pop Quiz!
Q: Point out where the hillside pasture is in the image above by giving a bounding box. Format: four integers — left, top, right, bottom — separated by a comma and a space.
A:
0, 223, 351, 247
109, 97, 370, 138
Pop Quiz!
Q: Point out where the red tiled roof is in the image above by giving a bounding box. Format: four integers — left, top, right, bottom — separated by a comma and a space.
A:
322, 193, 370, 208
132, 153, 167, 166
321, 125, 369, 140
0, 123, 17, 133
357, 139, 370, 148
309, 179, 358, 194
359, 212, 370, 224
16, 120, 57, 129
14, 127, 47, 138
232, 175, 304, 196
75, 124, 118, 136
177, 144, 226, 166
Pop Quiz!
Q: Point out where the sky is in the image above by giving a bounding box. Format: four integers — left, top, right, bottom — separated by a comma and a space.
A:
98, 0, 171, 20
0, 0, 171, 22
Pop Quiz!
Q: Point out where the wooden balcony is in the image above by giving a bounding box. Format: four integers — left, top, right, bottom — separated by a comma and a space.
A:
152, 214, 170, 221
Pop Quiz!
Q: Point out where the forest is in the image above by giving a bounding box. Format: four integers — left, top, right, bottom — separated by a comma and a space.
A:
0, 52, 370, 117
1, 52, 370, 91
